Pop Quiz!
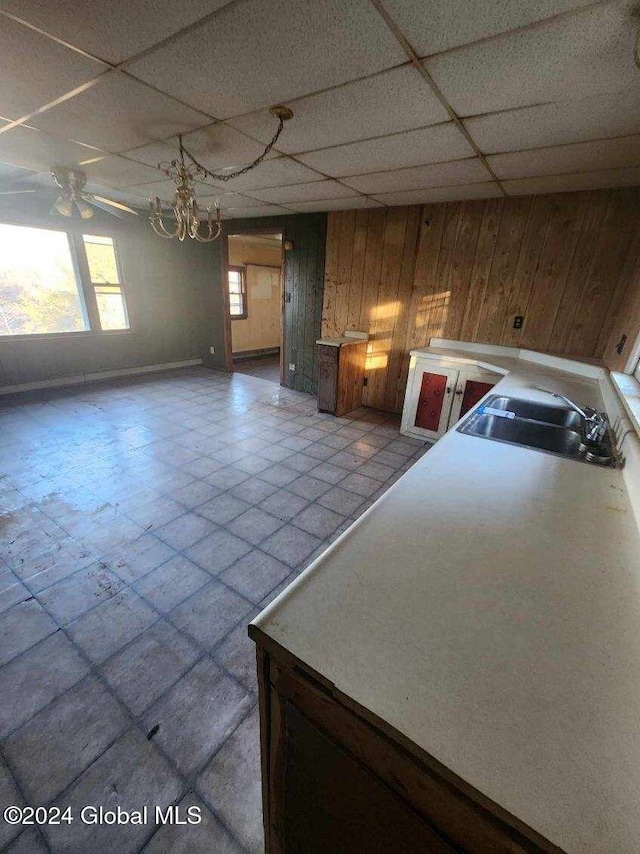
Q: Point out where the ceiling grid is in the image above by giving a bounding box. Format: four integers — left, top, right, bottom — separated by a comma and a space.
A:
0, 0, 637, 216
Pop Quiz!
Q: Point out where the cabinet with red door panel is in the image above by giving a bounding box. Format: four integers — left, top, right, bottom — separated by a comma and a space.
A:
401, 355, 499, 441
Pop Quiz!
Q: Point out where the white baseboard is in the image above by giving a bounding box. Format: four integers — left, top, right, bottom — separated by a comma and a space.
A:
0, 359, 204, 397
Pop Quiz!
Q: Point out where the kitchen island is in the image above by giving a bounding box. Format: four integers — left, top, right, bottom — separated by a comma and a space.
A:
249, 341, 640, 853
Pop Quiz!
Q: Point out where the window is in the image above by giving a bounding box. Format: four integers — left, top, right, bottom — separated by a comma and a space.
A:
0, 223, 88, 336
83, 235, 129, 331
0, 223, 129, 337
228, 266, 247, 319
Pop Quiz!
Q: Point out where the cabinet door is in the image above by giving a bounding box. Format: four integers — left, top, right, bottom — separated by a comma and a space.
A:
402, 365, 458, 440
448, 370, 497, 426
317, 345, 339, 413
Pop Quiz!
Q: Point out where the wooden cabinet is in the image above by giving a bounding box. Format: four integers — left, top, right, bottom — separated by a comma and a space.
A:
317, 341, 367, 417
401, 358, 498, 441
251, 635, 556, 854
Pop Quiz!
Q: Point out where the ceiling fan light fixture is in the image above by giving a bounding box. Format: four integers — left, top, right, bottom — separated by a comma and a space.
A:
53, 195, 74, 217
75, 199, 94, 219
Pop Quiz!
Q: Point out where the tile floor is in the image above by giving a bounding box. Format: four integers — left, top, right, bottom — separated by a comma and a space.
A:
0, 366, 428, 853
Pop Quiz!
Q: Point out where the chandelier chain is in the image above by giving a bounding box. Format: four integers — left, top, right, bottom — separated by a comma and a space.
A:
178, 117, 285, 183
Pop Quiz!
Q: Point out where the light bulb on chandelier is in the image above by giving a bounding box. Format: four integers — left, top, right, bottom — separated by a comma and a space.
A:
149, 105, 293, 243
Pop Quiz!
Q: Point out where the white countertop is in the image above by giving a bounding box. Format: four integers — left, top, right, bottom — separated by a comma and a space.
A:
252, 346, 640, 853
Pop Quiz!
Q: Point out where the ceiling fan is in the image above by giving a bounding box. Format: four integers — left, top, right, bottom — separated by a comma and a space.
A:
0, 167, 139, 220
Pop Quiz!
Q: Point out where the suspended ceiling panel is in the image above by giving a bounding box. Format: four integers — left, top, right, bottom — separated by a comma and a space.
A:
341, 158, 489, 194
0, 0, 234, 64
81, 155, 164, 187
287, 196, 384, 211
0, 125, 104, 173
30, 72, 210, 153
503, 166, 640, 195
425, 1, 639, 117
228, 66, 449, 154
488, 135, 640, 180
197, 191, 260, 209
0, 16, 105, 120
124, 0, 406, 118
464, 93, 640, 154
124, 179, 183, 199
172, 123, 279, 171
372, 182, 503, 206
0, 0, 639, 212
297, 122, 475, 177
206, 157, 322, 192
381, 0, 594, 56
251, 179, 357, 204
224, 204, 292, 219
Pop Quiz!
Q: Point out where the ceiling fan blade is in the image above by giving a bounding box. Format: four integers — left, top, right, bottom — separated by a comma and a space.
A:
91, 195, 139, 215
0, 189, 38, 195
87, 196, 127, 219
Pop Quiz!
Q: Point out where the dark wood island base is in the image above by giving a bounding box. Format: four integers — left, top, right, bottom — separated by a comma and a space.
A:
251, 628, 562, 854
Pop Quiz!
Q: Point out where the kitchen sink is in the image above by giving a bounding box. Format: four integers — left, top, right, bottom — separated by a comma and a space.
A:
457, 394, 616, 466
464, 413, 584, 456
486, 396, 582, 430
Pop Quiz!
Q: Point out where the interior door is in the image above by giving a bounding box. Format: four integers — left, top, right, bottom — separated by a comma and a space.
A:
449, 370, 497, 426
402, 365, 458, 440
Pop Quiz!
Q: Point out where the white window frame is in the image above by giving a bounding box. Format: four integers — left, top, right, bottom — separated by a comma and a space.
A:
0, 220, 131, 340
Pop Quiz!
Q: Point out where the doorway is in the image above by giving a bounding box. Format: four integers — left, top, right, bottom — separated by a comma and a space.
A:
223, 230, 284, 385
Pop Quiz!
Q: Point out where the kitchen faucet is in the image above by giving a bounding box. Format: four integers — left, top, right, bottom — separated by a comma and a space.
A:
534, 388, 608, 444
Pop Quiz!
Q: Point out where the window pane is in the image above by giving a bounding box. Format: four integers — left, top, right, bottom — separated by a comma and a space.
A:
228, 271, 240, 284
95, 286, 129, 330
229, 297, 244, 316
83, 235, 119, 284
0, 223, 87, 336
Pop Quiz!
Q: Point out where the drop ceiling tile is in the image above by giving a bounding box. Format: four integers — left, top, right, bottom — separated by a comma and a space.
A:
425, 1, 639, 117
488, 135, 640, 179
176, 123, 279, 172
85, 184, 149, 208
0, 0, 234, 64
503, 167, 640, 195
465, 93, 640, 154
251, 180, 356, 204
372, 182, 502, 206
125, 179, 180, 199
196, 190, 258, 209
223, 205, 293, 219
287, 196, 383, 212
0, 16, 105, 120
125, 0, 406, 118
229, 66, 449, 154
341, 157, 488, 194
121, 141, 179, 169
209, 157, 321, 192
297, 123, 474, 177
383, 0, 593, 57
0, 125, 104, 173
30, 71, 211, 153
81, 156, 163, 187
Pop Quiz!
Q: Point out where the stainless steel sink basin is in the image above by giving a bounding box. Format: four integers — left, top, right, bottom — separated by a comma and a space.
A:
486, 396, 582, 430
464, 413, 584, 456
458, 394, 617, 466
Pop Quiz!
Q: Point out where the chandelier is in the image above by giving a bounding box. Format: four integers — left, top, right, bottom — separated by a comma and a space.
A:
149, 105, 293, 243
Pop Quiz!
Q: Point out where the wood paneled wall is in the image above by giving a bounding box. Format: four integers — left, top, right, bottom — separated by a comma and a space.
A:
322, 188, 640, 412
